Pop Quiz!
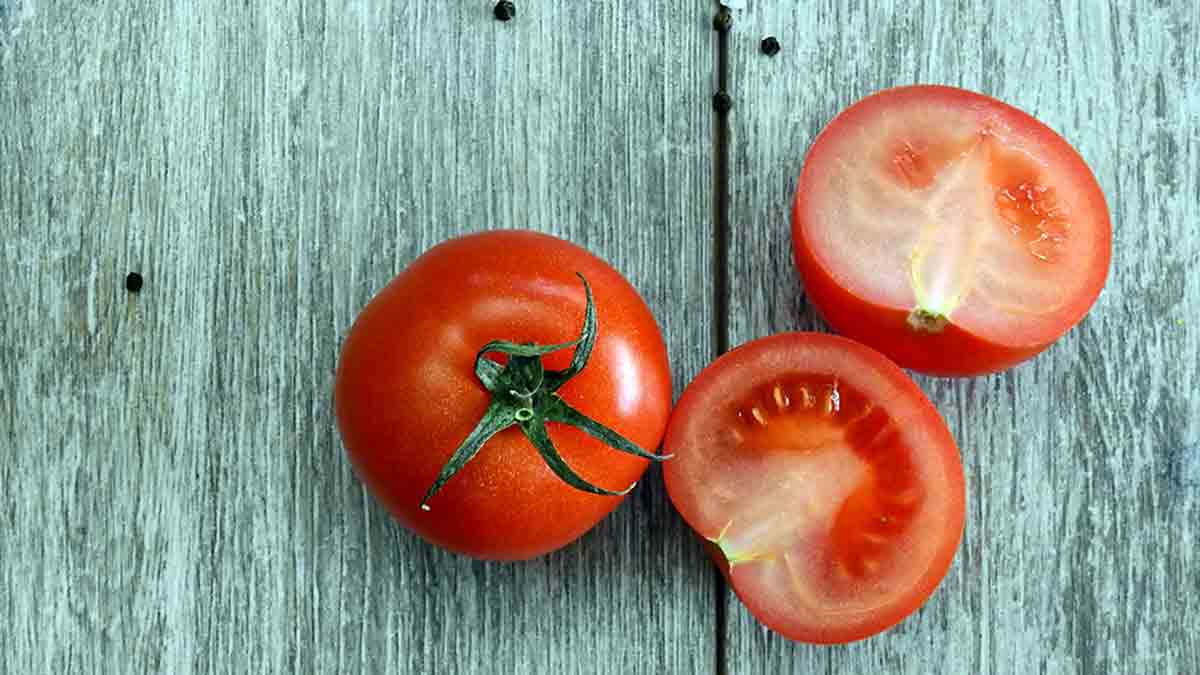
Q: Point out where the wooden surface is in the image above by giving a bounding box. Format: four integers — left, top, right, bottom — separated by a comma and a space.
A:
0, 2, 715, 673
1, 1, 1197, 673
725, 1, 1200, 673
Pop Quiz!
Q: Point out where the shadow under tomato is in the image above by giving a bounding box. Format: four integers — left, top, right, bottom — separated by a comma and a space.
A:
334, 460, 714, 664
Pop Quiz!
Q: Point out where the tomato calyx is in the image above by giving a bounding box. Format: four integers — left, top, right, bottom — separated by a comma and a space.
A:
906, 308, 949, 333
709, 521, 774, 569
418, 274, 669, 511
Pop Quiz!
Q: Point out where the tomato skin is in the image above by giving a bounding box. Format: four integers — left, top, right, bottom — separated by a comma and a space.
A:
791, 235, 1043, 375
663, 333, 965, 644
792, 85, 1112, 376
334, 231, 672, 560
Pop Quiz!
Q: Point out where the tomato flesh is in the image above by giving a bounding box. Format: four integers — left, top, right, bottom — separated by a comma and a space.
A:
793, 85, 1111, 375
663, 333, 964, 643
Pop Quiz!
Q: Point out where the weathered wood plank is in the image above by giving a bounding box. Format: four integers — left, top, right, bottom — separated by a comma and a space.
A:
1, 2, 716, 673
724, 1, 1199, 672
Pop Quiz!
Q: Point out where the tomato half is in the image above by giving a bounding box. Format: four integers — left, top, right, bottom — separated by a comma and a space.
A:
793, 85, 1112, 376
663, 333, 965, 644
335, 231, 673, 560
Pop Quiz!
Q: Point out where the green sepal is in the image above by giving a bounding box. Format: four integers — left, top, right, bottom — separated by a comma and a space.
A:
505, 355, 546, 398
542, 396, 669, 461
419, 274, 666, 512
519, 414, 635, 497
474, 338, 579, 394
543, 273, 597, 392
474, 357, 505, 391
419, 401, 517, 511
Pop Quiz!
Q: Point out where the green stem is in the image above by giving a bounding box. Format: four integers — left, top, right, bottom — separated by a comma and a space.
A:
419, 274, 667, 510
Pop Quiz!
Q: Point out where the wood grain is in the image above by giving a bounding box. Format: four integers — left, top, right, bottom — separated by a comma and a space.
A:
724, 1, 1200, 672
1, 2, 716, 673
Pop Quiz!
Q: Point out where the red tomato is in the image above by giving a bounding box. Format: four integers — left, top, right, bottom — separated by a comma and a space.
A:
663, 333, 965, 644
335, 231, 673, 560
793, 85, 1112, 376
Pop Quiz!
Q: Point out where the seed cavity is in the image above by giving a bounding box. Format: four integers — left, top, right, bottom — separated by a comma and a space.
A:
861, 532, 887, 545
995, 182, 1071, 263
845, 403, 876, 426
1028, 233, 1067, 262
833, 560, 852, 581
892, 142, 932, 189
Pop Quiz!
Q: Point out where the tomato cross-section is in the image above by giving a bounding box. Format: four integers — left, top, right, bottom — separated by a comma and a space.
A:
663, 333, 965, 644
793, 85, 1112, 375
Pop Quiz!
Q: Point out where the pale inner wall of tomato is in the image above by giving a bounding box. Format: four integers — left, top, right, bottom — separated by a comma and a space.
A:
680, 374, 956, 628
711, 446, 867, 566
898, 135, 1071, 332
696, 377, 924, 585
827, 128, 1077, 334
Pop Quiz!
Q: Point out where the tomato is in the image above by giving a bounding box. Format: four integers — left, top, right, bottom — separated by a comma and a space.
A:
662, 333, 965, 644
335, 231, 673, 560
792, 85, 1112, 376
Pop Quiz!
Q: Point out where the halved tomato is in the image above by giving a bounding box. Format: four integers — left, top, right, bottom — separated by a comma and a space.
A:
663, 333, 965, 644
793, 85, 1112, 375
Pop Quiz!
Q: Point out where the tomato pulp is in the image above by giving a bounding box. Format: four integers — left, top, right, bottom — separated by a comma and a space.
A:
335, 231, 673, 560
793, 85, 1112, 375
663, 333, 965, 643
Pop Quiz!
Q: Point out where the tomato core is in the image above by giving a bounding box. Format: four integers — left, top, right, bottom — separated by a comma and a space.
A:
795, 86, 1112, 375
706, 375, 922, 594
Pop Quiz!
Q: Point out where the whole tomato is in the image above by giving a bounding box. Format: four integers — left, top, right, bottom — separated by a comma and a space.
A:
335, 230, 673, 560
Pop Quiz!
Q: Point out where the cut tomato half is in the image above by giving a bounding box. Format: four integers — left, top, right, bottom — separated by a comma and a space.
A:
663, 333, 965, 644
793, 85, 1112, 375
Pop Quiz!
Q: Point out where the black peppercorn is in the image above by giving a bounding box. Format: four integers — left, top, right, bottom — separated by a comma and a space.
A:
494, 1, 515, 21
713, 8, 733, 32
761, 36, 781, 57
713, 92, 733, 114
125, 272, 144, 293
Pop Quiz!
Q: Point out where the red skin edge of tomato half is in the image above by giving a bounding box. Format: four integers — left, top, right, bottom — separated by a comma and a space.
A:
790, 235, 1042, 375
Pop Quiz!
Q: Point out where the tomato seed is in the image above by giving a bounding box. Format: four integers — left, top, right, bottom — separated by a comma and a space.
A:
773, 384, 790, 409
823, 385, 841, 415
750, 407, 768, 426
799, 386, 816, 408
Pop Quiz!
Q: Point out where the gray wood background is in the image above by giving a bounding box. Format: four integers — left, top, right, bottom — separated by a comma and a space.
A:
0, 1, 1195, 673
